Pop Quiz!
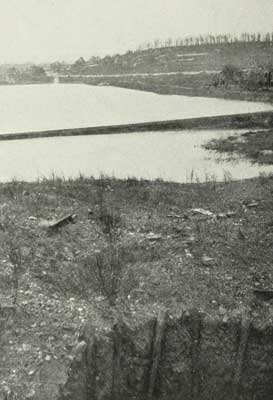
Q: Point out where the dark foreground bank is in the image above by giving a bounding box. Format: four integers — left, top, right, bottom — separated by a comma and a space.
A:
1, 176, 273, 399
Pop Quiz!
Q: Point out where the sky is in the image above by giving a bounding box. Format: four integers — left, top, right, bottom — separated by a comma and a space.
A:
0, 0, 272, 63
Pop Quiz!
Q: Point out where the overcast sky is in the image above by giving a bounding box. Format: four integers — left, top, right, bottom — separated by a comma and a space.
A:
0, 0, 272, 63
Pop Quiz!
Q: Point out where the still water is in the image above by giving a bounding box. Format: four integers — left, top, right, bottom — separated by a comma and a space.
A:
0, 84, 272, 182
0, 129, 272, 183
0, 84, 272, 134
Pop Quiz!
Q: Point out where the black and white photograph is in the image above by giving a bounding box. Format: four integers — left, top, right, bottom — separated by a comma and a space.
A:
0, 1, 273, 399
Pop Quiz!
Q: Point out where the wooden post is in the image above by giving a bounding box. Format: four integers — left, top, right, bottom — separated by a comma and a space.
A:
111, 320, 122, 400
190, 310, 202, 400
147, 309, 167, 400
86, 337, 97, 400
233, 313, 251, 399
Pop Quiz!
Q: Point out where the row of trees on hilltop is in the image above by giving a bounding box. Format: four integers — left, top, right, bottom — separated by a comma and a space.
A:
137, 32, 273, 51
59, 31, 273, 75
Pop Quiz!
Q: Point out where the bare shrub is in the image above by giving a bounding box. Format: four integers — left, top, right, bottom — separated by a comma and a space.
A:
94, 247, 122, 306
0, 214, 33, 306
93, 181, 123, 305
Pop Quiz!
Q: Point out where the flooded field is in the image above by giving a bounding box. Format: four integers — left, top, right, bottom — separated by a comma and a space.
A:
0, 84, 272, 182
0, 84, 272, 135
0, 129, 272, 182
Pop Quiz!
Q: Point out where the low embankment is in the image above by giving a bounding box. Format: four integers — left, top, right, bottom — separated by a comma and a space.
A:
0, 111, 273, 141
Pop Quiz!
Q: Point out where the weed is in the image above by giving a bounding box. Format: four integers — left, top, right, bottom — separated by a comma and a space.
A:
0, 217, 23, 305
92, 180, 124, 305
5, 237, 22, 305
94, 246, 122, 306
223, 170, 233, 183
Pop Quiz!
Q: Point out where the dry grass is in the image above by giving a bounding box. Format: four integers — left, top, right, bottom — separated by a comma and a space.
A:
204, 129, 273, 165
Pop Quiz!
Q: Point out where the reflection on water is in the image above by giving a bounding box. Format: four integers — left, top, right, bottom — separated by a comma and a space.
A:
0, 129, 272, 183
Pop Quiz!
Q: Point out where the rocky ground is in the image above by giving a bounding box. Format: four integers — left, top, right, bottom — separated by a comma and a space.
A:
1, 175, 273, 398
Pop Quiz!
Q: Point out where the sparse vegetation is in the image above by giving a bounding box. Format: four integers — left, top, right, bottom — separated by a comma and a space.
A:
1, 175, 273, 397
204, 129, 273, 164
0, 30, 273, 399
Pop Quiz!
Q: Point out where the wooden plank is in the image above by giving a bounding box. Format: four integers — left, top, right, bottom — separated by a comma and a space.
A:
147, 309, 167, 400
233, 313, 251, 399
48, 214, 76, 230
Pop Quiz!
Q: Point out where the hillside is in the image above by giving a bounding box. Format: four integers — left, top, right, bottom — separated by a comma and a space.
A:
68, 42, 273, 75
57, 41, 273, 103
0, 41, 272, 101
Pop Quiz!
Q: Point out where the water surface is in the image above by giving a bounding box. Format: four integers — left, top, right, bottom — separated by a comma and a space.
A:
0, 129, 272, 183
0, 84, 272, 182
0, 84, 272, 134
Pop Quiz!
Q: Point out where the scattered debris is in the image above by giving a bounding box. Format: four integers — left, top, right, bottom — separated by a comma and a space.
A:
147, 233, 162, 241
217, 213, 228, 219
191, 208, 214, 217
167, 214, 183, 219
201, 256, 214, 266
246, 202, 259, 208
39, 213, 77, 230
28, 370, 35, 376
1, 174, 273, 397
95, 296, 106, 302
217, 211, 236, 219
226, 211, 237, 217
